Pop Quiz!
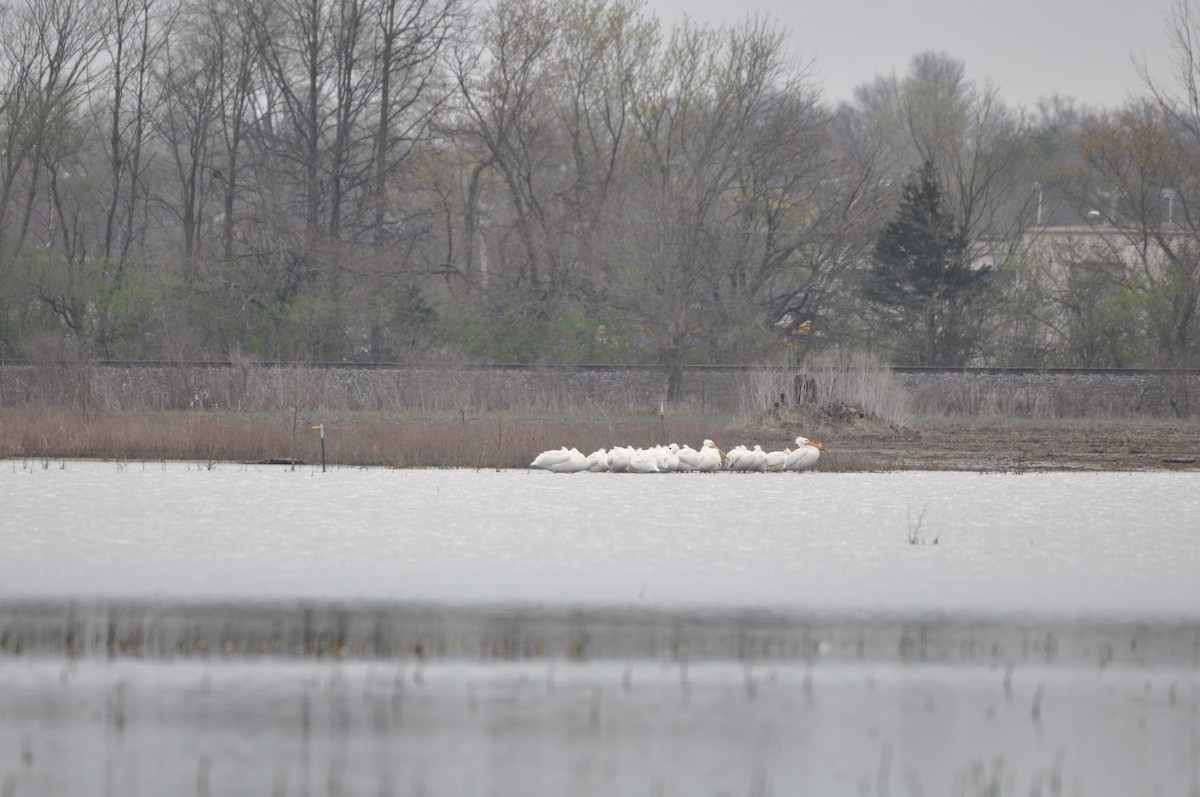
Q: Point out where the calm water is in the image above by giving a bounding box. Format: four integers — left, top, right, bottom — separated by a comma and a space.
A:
2, 461, 1200, 795
2, 460, 1199, 614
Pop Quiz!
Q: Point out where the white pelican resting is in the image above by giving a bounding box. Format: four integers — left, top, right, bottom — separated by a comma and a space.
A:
628, 449, 661, 473
729, 444, 768, 472
723, 444, 749, 470
530, 447, 573, 470
586, 449, 610, 472
674, 443, 701, 471
547, 447, 590, 473
696, 439, 724, 472
607, 446, 632, 473
653, 445, 681, 472
764, 447, 788, 472
783, 436, 825, 472
529, 436, 825, 474
749, 444, 769, 471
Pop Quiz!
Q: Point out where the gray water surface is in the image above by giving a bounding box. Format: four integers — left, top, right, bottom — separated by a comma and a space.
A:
3, 461, 1200, 796
2, 461, 1199, 614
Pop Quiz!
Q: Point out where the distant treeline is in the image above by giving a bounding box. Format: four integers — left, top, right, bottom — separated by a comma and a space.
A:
3, 0, 1200, 402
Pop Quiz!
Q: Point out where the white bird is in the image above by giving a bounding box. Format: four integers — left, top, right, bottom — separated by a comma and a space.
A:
586, 449, 610, 472
749, 444, 769, 471
530, 447, 573, 470
652, 445, 681, 472
607, 446, 632, 473
628, 449, 660, 473
696, 439, 723, 472
783, 436, 825, 472
730, 444, 767, 472
675, 443, 701, 471
765, 447, 788, 472
724, 444, 751, 470
547, 447, 590, 473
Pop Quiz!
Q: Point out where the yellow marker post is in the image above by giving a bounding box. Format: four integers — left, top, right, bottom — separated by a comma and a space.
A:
659, 401, 665, 438
311, 424, 326, 472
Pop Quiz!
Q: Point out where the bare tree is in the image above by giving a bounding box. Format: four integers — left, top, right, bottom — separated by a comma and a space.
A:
553, 0, 654, 290
207, 0, 260, 261
765, 100, 893, 354
1075, 106, 1200, 366
252, 0, 331, 236
623, 16, 821, 399
453, 0, 563, 296
155, 2, 223, 263
99, 0, 175, 269
0, 0, 103, 254
369, 0, 459, 246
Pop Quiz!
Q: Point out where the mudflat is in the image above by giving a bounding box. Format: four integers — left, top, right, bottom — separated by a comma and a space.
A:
809, 421, 1200, 472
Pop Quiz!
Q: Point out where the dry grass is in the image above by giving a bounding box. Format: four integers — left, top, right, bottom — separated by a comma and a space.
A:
737, 352, 911, 428
6, 406, 1199, 472
0, 408, 746, 470
6, 358, 1195, 472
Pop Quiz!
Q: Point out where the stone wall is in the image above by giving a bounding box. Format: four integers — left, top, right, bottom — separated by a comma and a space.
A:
1, 362, 1197, 418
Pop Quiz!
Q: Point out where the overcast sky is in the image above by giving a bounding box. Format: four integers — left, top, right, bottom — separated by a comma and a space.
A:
641, 0, 1175, 110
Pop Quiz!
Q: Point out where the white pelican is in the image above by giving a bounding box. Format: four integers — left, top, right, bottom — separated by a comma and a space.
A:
696, 439, 724, 472
730, 444, 767, 472
586, 449, 610, 472
653, 445, 681, 472
530, 447, 573, 470
675, 443, 701, 471
749, 444, 769, 471
547, 447, 590, 473
783, 436, 825, 472
724, 444, 751, 470
628, 448, 660, 473
765, 447, 788, 472
607, 446, 632, 473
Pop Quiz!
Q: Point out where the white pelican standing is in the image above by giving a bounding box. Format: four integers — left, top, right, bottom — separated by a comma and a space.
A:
783, 436, 825, 472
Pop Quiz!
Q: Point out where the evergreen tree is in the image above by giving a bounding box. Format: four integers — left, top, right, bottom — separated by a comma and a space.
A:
867, 159, 990, 365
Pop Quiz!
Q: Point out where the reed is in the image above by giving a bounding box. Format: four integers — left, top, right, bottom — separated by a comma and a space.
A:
737, 351, 911, 428
0, 408, 745, 470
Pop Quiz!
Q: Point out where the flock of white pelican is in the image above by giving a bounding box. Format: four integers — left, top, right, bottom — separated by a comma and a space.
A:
529, 437, 825, 474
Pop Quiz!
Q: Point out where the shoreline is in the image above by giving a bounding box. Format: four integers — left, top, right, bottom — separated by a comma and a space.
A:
3, 407, 1199, 472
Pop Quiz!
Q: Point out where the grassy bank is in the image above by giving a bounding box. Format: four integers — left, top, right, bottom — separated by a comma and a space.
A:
0, 407, 753, 470
8, 406, 1199, 472
6, 352, 1199, 472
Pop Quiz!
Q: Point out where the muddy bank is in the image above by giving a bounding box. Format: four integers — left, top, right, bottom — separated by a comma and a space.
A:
808, 421, 1200, 472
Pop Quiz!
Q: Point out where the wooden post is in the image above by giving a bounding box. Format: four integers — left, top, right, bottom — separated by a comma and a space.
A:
312, 424, 326, 472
